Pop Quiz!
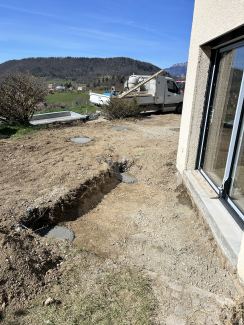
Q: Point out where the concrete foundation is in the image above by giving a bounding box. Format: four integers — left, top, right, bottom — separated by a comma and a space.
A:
70, 136, 92, 144
30, 111, 88, 125
183, 170, 243, 268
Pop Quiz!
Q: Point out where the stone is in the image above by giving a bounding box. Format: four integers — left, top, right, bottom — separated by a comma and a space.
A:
44, 297, 54, 306
41, 226, 75, 242
119, 172, 138, 184
88, 113, 100, 120
43, 297, 61, 307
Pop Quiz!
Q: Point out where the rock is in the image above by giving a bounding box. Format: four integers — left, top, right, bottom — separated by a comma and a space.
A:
26, 207, 33, 213
44, 297, 54, 306
41, 226, 75, 242
119, 173, 138, 184
88, 113, 100, 120
15, 225, 22, 232
43, 297, 61, 306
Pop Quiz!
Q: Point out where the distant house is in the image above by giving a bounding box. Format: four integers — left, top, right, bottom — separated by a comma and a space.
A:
177, 0, 244, 282
48, 84, 54, 94
77, 84, 87, 91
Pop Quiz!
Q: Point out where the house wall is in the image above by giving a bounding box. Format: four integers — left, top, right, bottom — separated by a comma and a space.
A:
177, 0, 244, 173
176, 0, 244, 280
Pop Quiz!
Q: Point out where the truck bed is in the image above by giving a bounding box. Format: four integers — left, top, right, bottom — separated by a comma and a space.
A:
90, 92, 110, 106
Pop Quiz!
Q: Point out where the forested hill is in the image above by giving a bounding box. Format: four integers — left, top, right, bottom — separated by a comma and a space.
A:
0, 57, 161, 84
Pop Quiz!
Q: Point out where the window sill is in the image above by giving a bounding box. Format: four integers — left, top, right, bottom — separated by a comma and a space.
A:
182, 170, 243, 268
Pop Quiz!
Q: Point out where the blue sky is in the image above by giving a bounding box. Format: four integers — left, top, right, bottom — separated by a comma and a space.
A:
0, 0, 194, 68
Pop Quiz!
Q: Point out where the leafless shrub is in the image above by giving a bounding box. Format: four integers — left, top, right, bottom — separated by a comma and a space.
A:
102, 97, 141, 120
0, 73, 47, 125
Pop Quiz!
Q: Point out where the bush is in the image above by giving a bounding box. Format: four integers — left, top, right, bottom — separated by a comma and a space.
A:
102, 97, 141, 119
0, 73, 47, 125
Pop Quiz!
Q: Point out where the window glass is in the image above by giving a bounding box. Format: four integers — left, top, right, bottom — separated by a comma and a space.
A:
167, 80, 178, 93
203, 47, 244, 186
230, 115, 244, 212
229, 46, 244, 211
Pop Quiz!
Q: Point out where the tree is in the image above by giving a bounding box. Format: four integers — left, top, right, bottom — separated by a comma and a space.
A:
120, 75, 126, 84
0, 73, 47, 125
64, 81, 72, 89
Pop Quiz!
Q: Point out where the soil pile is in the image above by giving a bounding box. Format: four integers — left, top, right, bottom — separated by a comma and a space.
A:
0, 228, 62, 316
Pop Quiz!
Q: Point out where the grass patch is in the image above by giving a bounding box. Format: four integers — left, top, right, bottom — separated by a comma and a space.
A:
46, 91, 89, 105
0, 92, 96, 140
0, 124, 45, 139
15, 267, 157, 325
39, 91, 97, 115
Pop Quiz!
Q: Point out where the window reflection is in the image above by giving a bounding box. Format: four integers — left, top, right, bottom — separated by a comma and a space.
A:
203, 47, 244, 188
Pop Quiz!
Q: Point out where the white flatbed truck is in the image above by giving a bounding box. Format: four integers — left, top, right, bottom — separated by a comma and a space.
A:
89, 70, 183, 113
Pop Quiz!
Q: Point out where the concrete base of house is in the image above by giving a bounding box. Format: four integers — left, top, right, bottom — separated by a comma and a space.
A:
30, 111, 88, 125
182, 170, 244, 284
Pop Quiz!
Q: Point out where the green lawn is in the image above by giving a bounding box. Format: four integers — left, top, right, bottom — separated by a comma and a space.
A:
0, 124, 46, 139
46, 91, 89, 105
42, 91, 96, 114
0, 92, 97, 139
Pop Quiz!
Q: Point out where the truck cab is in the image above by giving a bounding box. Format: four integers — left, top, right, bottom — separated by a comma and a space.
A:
163, 77, 183, 112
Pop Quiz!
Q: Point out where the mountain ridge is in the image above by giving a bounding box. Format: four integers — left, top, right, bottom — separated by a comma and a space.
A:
0, 57, 187, 85
0, 57, 160, 85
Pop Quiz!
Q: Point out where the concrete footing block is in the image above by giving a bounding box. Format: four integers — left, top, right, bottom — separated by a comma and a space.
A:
182, 170, 243, 273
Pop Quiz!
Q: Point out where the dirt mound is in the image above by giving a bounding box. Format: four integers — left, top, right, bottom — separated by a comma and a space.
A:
0, 228, 62, 317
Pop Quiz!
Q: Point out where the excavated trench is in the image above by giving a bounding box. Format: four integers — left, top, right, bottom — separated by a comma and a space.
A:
21, 161, 133, 236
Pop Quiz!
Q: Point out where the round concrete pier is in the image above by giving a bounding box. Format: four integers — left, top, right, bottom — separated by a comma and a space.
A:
70, 136, 92, 144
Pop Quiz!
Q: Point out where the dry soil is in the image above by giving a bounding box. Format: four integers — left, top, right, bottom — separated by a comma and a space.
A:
0, 114, 243, 324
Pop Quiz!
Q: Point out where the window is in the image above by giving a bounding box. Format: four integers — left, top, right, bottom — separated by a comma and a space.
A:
167, 80, 179, 94
198, 40, 244, 222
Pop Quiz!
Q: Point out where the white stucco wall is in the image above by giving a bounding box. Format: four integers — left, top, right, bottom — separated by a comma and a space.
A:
177, 0, 244, 173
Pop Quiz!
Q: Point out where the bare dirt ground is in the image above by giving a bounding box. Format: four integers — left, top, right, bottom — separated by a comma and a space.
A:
0, 114, 243, 324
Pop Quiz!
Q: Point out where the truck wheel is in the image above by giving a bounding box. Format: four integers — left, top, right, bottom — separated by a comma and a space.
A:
175, 103, 183, 114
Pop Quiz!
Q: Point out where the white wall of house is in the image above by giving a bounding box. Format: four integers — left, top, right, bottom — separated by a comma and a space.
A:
177, 0, 244, 173
176, 0, 244, 281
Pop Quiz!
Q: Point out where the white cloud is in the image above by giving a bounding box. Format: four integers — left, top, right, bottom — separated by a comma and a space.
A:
0, 3, 57, 18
